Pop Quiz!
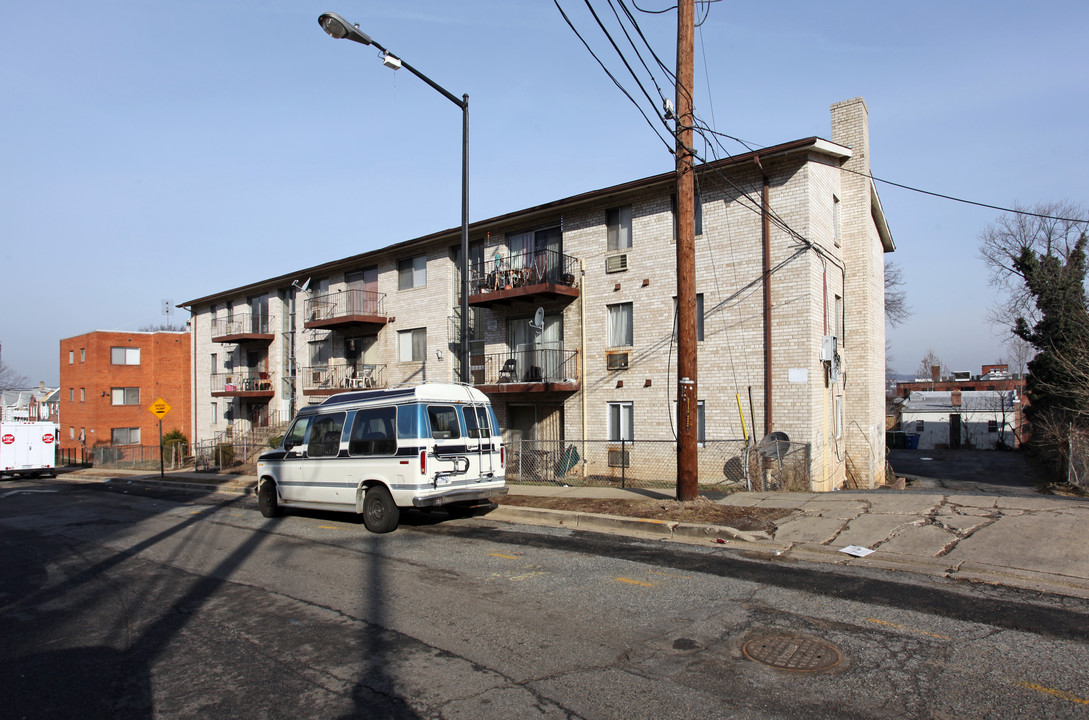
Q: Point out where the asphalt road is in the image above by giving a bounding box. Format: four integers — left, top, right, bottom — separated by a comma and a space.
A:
2, 479, 1089, 719
888, 448, 1048, 494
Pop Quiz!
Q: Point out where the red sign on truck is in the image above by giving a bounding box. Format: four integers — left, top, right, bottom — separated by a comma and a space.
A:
1, 434, 13, 445
42, 434, 54, 444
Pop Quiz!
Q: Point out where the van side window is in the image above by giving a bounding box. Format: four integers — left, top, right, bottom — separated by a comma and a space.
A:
307, 413, 346, 457
427, 405, 461, 440
487, 406, 501, 436
283, 417, 311, 451
397, 403, 425, 439
463, 406, 490, 438
349, 407, 397, 456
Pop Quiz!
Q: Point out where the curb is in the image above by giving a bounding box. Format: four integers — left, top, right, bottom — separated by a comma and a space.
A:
71, 473, 257, 497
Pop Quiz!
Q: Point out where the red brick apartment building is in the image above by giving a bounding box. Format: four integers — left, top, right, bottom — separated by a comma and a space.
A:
59, 331, 191, 451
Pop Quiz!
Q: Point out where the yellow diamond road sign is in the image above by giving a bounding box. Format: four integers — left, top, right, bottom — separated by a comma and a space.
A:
149, 398, 172, 419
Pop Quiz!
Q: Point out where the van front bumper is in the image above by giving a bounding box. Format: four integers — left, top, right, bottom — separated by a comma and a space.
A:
412, 486, 508, 508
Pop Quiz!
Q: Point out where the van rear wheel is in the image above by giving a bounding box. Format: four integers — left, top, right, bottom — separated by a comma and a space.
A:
362, 485, 400, 533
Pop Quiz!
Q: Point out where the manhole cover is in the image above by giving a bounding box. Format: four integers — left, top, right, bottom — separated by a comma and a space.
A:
743, 633, 840, 672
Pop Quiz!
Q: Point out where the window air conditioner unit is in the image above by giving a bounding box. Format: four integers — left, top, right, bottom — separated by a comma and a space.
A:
605, 254, 628, 273
606, 351, 630, 371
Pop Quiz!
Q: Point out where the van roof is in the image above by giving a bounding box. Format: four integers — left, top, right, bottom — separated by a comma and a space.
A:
306, 382, 491, 412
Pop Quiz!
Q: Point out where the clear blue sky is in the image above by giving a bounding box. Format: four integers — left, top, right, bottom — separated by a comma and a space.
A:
2, 0, 1087, 385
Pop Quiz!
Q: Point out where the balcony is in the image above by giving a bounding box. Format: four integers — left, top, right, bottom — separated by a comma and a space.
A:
211, 371, 275, 399
211, 315, 274, 344
301, 363, 388, 396
473, 347, 579, 394
468, 249, 580, 308
305, 290, 390, 331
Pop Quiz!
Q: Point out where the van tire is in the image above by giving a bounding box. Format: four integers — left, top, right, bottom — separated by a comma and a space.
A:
258, 481, 281, 518
362, 485, 399, 533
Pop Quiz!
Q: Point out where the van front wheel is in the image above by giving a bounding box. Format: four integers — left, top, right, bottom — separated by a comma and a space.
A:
258, 481, 281, 518
362, 485, 400, 533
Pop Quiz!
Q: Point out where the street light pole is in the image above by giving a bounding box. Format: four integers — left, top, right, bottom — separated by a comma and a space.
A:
318, 12, 471, 384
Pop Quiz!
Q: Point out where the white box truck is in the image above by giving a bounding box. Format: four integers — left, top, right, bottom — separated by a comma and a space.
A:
1, 421, 58, 478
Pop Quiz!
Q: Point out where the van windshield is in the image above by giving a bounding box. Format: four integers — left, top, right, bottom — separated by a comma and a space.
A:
283, 417, 310, 451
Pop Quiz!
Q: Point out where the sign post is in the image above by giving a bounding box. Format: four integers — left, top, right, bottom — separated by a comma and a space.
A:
149, 398, 173, 480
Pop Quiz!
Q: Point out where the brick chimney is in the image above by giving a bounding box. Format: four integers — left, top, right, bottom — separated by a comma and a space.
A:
951, 390, 962, 407
931, 365, 941, 383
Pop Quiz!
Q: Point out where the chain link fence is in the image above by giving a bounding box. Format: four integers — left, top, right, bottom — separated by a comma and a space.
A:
505, 439, 812, 491
88, 444, 188, 471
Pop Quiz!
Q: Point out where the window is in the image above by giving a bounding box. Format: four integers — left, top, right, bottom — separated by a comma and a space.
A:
69, 389, 74, 402
398, 328, 427, 362
398, 255, 427, 290
988, 419, 999, 433
916, 420, 925, 433
111, 347, 140, 365
68, 350, 74, 364
607, 205, 632, 251
111, 387, 140, 406
211, 402, 218, 425
833, 194, 841, 247
283, 417, 310, 451
608, 402, 634, 442
80, 388, 85, 402
111, 427, 141, 445
463, 405, 492, 438
672, 294, 705, 341
69, 426, 74, 440
349, 407, 397, 456
80, 348, 85, 362
211, 353, 218, 374
427, 405, 461, 440
671, 190, 703, 240
607, 303, 633, 348
307, 413, 345, 458
673, 400, 706, 444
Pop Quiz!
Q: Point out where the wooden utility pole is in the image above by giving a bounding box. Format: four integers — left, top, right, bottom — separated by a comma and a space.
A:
675, 0, 698, 500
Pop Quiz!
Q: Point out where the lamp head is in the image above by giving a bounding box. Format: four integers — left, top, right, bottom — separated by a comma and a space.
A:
318, 12, 373, 46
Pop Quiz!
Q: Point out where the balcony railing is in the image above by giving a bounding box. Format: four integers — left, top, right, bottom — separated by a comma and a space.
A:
300, 363, 387, 394
468, 248, 579, 306
211, 371, 275, 397
305, 290, 389, 330
473, 347, 579, 391
211, 315, 273, 343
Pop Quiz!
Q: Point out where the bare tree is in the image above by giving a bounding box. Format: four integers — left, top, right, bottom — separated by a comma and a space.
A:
884, 260, 911, 327
1005, 335, 1034, 377
914, 349, 946, 381
0, 361, 30, 391
979, 201, 1089, 332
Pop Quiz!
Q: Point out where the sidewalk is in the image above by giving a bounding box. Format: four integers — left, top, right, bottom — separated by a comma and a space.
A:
62, 468, 1089, 599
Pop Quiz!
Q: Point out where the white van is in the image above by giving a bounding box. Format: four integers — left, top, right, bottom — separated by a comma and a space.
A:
255, 383, 505, 532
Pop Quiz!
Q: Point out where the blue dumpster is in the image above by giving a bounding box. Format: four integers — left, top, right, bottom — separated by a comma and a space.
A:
905, 433, 920, 450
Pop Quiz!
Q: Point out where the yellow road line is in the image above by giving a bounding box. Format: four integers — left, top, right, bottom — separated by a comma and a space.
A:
490, 553, 519, 560
317, 525, 339, 529
867, 617, 951, 640
1018, 682, 1089, 705
617, 577, 655, 587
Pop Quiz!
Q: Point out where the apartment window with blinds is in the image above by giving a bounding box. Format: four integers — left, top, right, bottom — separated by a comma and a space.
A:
111, 427, 141, 445
398, 328, 427, 362
398, 255, 427, 290
607, 402, 634, 442
111, 347, 140, 365
607, 303, 633, 348
607, 205, 632, 250
111, 387, 141, 406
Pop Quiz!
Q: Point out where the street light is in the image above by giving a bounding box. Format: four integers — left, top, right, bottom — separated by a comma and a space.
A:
318, 12, 471, 384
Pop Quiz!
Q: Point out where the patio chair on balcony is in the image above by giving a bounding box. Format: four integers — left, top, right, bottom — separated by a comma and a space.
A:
498, 358, 517, 383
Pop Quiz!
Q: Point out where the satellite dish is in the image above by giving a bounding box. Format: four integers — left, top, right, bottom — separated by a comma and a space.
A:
531, 307, 545, 333
292, 277, 311, 293
757, 431, 791, 461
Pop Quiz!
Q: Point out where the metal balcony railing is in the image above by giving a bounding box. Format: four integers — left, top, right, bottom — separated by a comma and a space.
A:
211, 315, 271, 338
469, 248, 579, 296
305, 290, 387, 323
474, 347, 578, 386
211, 371, 275, 394
300, 363, 387, 393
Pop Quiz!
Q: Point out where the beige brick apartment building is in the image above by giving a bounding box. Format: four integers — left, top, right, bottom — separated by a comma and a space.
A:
181, 98, 894, 490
